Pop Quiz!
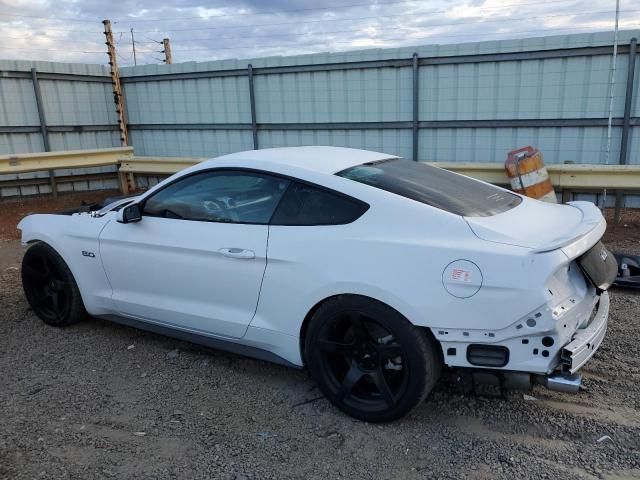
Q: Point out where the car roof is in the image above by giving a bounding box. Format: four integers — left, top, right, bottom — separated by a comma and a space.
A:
203, 146, 398, 175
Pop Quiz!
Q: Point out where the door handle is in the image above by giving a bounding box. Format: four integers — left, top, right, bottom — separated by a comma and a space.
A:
218, 248, 255, 259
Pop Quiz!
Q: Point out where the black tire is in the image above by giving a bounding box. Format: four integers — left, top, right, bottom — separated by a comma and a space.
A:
21, 242, 88, 327
305, 295, 442, 422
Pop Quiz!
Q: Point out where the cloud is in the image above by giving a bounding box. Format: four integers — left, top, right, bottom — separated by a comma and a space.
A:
1, 0, 639, 65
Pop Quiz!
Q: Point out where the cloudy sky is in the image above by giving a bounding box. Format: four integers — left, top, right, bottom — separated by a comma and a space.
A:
1, 0, 639, 66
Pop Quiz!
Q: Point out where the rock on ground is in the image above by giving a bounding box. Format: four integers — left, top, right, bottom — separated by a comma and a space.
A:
1, 232, 639, 479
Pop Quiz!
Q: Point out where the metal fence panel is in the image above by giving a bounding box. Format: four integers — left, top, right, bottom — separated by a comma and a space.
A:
39, 79, 117, 126
633, 56, 640, 117
418, 54, 628, 121
119, 30, 639, 167
0, 60, 121, 196
257, 129, 414, 159
0, 77, 39, 126
123, 76, 251, 124
0, 59, 118, 152
0, 132, 44, 154
253, 68, 413, 123
48, 131, 121, 151
128, 129, 254, 157
418, 126, 624, 164
1, 30, 639, 200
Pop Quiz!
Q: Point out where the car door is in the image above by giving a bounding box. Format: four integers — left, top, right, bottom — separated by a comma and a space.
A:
99, 169, 290, 339
250, 181, 371, 335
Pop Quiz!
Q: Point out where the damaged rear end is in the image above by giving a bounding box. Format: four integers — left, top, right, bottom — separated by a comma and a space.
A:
463, 199, 617, 392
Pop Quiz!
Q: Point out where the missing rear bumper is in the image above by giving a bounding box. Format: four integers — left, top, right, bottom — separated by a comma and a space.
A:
560, 292, 609, 374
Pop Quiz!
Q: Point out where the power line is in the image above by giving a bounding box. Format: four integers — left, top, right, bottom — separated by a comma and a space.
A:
6, 8, 636, 44
131, 46, 163, 54
0, 0, 578, 24
169, 25, 640, 54
130, 28, 137, 65
3, 30, 102, 39
136, 51, 165, 64
0, 0, 591, 31
116, 0, 593, 34
114, 0, 447, 23
1, 25, 104, 34
148, 9, 640, 43
3, 22, 639, 55
0, 46, 104, 52
2, 0, 625, 41
0, 12, 101, 23
1, 3, 638, 58
116, 51, 133, 67
113, 45, 160, 55
0, 42, 167, 53
0, 0, 414, 23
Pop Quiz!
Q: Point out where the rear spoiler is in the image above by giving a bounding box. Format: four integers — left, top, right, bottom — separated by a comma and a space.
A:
531, 201, 606, 258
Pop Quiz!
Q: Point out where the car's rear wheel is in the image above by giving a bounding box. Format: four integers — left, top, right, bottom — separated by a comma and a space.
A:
305, 295, 441, 422
21, 242, 87, 327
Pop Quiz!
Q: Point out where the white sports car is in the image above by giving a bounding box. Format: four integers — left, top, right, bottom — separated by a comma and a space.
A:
18, 146, 617, 422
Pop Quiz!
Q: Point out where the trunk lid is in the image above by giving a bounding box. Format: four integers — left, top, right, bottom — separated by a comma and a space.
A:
464, 199, 606, 256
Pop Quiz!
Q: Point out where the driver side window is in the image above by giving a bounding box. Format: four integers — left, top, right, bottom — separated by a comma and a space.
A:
142, 170, 290, 225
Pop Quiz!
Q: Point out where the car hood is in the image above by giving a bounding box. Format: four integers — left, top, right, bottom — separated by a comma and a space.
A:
464, 199, 605, 255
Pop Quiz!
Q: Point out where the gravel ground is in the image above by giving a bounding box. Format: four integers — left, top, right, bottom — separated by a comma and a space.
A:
1, 235, 639, 479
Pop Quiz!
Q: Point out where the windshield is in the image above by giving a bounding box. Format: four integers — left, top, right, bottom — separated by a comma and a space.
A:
337, 158, 521, 217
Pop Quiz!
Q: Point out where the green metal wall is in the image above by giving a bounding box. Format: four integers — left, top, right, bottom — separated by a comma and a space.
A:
120, 30, 639, 168
1, 30, 638, 201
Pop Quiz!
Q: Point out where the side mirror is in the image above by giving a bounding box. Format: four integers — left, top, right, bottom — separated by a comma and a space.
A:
117, 203, 142, 224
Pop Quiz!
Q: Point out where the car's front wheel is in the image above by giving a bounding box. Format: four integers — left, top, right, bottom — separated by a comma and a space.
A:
305, 295, 442, 422
21, 242, 87, 327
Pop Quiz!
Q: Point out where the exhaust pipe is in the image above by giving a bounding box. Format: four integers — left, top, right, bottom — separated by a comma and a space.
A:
539, 373, 582, 393
456, 370, 582, 395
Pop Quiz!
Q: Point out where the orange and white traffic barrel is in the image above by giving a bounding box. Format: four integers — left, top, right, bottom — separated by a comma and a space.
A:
505, 146, 557, 203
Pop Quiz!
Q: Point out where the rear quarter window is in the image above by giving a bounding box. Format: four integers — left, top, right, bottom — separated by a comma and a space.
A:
337, 158, 521, 217
270, 182, 369, 226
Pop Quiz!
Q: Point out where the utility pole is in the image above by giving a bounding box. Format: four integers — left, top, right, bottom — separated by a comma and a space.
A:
162, 38, 173, 64
103, 19, 129, 148
130, 28, 137, 65
104, 19, 133, 193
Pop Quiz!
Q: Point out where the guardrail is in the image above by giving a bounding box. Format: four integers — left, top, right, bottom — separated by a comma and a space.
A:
118, 156, 203, 193
125, 156, 640, 190
0, 147, 134, 198
2, 149, 640, 207
0, 147, 134, 174
432, 162, 640, 190
120, 156, 203, 174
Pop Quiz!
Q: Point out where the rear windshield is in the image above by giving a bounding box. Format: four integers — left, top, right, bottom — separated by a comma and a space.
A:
337, 158, 521, 217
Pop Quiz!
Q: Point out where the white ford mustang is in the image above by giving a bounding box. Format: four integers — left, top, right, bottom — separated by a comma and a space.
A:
18, 146, 617, 421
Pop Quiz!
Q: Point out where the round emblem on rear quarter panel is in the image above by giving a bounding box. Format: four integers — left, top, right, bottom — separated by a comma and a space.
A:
442, 260, 483, 299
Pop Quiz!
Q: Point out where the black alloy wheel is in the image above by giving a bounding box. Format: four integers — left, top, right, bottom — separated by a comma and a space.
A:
305, 296, 441, 422
317, 311, 408, 411
22, 242, 87, 326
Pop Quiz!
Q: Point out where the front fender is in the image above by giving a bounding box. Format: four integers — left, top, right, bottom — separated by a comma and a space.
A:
18, 213, 115, 315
